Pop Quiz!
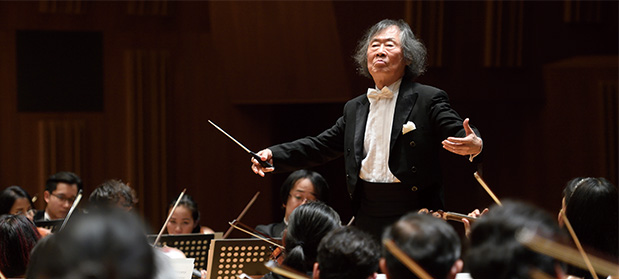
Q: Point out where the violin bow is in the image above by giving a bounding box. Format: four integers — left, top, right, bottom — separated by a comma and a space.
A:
228, 220, 284, 249
264, 260, 310, 279
560, 210, 600, 279
223, 191, 260, 239
516, 227, 619, 278
346, 216, 355, 226
59, 189, 83, 231
473, 172, 502, 206
383, 239, 433, 279
152, 188, 186, 247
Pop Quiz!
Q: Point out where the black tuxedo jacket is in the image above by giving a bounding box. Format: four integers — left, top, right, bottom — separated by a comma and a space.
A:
270, 77, 479, 209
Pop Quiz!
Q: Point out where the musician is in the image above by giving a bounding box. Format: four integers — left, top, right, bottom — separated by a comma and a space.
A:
0, 214, 41, 278
33, 171, 82, 221
381, 213, 462, 279
313, 226, 380, 279
559, 177, 618, 278
165, 194, 214, 235
88, 179, 137, 211
0, 185, 51, 238
466, 200, 568, 279
0, 185, 36, 220
26, 208, 155, 279
262, 201, 341, 279
256, 169, 330, 238
251, 18, 482, 240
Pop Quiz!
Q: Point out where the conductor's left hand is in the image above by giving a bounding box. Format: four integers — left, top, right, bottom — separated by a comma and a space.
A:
442, 118, 483, 156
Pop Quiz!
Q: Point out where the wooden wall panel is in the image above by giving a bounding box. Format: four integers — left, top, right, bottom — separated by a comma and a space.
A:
0, 1, 616, 235
124, 49, 169, 226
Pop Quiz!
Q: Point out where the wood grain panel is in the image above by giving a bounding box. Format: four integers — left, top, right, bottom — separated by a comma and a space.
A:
124, 49, 169, 225
483, 0, 523, 67
37, 120, 84, 187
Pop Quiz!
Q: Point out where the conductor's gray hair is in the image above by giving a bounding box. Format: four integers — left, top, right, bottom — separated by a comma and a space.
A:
353, 19, 427, 79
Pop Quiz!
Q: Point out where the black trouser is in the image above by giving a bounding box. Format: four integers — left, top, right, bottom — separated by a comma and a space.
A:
354, 180, 421, 242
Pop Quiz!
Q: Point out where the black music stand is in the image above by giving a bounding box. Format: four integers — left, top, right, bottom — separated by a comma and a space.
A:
147, 233, 221, 272
206, 238, 282, 279
34, 219, 64, 233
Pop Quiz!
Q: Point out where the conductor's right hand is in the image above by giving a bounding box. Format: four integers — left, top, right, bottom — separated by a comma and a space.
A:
251, 148, 274, 177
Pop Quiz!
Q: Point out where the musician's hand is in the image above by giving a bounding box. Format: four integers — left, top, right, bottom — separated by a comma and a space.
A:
442, 118, 483, 156
251, 149, 274, 177
201, 269, 207, 279
463, 208, 488, 238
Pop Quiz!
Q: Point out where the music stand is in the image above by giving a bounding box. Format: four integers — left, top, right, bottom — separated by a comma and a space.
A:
147, 233, 221, 271
206, 238, 281, 279
34, 219, 64, 233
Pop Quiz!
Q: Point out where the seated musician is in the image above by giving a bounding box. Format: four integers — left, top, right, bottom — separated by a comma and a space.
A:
0, 185, 50, 237
0, 214, 41, 278
166, 194, 214, 235
256, 169, 330, 238
33, 171, 82, 222
559, 177, 618, 279
381, 213, 463, 279
466, 200, 568, 279
26, 208, 157, 279
88, 179, 137, 210
313, 226, 380, 279
262, 201, 341, 279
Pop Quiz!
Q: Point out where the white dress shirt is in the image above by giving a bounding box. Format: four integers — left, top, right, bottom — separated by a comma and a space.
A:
359, 79, 402, 183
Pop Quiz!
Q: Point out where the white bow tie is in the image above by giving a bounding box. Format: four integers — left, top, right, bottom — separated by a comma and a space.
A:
367, 86, 394, 101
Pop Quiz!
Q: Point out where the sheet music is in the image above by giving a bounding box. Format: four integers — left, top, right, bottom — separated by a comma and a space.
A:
170, 258, 195, 279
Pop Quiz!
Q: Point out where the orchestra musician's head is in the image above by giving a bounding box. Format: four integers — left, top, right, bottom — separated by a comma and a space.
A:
560, 177, 618, 277
313, 226, 380, 279
165, 194, 213, 235
467, 200, 568, 279
283, 201, 341, 274
88, 179, 137, 211
380, 213, 462, 279
26, 208, 155, 279
42, 171, 82, 221
354, 19, 426, 87
0, 214, 41, 278
0, 185, 36, 221
280, 169, 330, 223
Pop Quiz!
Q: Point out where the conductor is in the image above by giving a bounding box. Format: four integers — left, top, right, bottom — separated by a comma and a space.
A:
251, 19, 483, 240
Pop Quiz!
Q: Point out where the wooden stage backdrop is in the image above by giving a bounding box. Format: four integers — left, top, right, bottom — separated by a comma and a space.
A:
0, 1, 616, 236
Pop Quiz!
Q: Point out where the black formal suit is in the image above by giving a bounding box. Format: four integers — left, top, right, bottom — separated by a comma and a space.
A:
269, 75, 479, 236
255, 221, 286, 238
33, 209, 46, 222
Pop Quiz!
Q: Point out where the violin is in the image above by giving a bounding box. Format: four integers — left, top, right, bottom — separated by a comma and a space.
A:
418, 208, 477, 223
228, 220, 286, 264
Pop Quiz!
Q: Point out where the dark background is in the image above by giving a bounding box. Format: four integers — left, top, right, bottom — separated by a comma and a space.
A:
0, 1, 616, 238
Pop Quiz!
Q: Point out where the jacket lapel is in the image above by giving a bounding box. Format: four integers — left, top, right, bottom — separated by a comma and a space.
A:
354, 98, 369, 163
390, 79, 418, 150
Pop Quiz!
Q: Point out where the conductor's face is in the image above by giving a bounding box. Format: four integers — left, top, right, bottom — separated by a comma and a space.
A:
366, 25, 407, 83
